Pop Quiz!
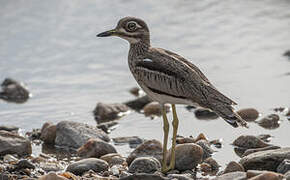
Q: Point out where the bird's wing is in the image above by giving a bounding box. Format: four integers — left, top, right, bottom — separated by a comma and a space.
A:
132, 47, 236, 106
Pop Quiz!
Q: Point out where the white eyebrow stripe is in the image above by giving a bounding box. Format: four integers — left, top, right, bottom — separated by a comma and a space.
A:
143, 59, 153, 62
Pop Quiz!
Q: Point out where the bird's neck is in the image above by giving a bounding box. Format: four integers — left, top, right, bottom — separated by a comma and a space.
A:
129, 41, 150, 56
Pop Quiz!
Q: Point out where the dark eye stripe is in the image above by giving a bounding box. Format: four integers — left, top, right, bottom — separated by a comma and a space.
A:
126, 21, 137, 32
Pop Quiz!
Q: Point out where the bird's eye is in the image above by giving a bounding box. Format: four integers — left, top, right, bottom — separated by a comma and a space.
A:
126, 21, 137, 32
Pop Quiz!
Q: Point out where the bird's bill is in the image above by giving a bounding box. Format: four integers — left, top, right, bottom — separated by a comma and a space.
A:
96, 29, 116, 37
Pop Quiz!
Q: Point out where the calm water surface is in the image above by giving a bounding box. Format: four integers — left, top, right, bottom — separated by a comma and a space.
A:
0, 0, 290, 168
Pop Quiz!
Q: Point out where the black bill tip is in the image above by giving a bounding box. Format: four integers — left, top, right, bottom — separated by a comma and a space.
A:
96, 30, 115, 37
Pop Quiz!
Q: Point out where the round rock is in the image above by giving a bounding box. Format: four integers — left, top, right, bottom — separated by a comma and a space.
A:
237, 108, 260, 121
40, 122, 56, 145
128, 157, 161, 173
77, 138, 117, 158
66, 158, 109, 175
222, 161, 244, 174
256, 114, 280, 129
167, 143, 203, 171
233, 135, 270, 149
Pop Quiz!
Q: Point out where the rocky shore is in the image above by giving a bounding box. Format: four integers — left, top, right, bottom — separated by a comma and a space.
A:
1, 84, 290, 180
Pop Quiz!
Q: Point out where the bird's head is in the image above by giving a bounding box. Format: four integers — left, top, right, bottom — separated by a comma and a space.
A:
97, 17, 150, 45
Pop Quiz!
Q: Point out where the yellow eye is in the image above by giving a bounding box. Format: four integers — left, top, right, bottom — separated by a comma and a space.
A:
126, 21, 137, 32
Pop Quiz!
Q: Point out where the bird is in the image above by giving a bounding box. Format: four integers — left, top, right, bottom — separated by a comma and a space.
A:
97, 16, 248, 172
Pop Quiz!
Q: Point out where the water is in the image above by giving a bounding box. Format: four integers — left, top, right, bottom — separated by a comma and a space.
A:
0, 0, 290, 168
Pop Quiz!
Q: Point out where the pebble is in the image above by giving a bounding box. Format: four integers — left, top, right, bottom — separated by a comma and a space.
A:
213, 171, 247, 180
222, 161, 244, 174
128, 157, 161, 173
167, 143, 203, 171
40, 122, 56, 145
248, 172, 284, 180
15, 159, 35, 170
277, 159, 290, 174
236, 108, 260, 121
93, 102, 130, 123
201, 157, 220, 175
256, 114, 280, 129
240, 147, 290, 171
55, 121, 110, 149
77, 138, 117, 158
66, 158, 109, 175
233, 135, 270, 149
194, 108, 219, 120
126, 139, 163, 165
0, 78, 30, 103
0, 130, 32, 157
143, 102, 170, 118
124, 95, 153, 111
38, 172, 68, 180
100, 153, 126, 166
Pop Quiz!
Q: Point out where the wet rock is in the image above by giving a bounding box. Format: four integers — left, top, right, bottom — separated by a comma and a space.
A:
124, 95, 153, 111
201, 157, 220, 175
55, 121, 110, 149
196, 140, 214, 160
26, 128, 41, 142
194, 108, 218, 120
214, 172, 247, 180
167, 143, 203, 171
240, 147, 290, 171
237, 108, 260, 121
0, 125, 19, 132
77, 138, 117, 158
243, 146, 281, 157
256, 134, 272, 142
248, 172, 284, 180
40, 162, 64, 172
15, 159, 35, 170
222, 161, 244, 174
143, 102, 170, 118
120, 173, 168, 180
0, 173, 11, 180
97, 121, 118, 134
277, 159, 290, 174
176, 137, 196, 144
0, 130, 32, 157
233, 135, 270, 149
113, 136, 143, 145
38, 172, 68, 180
284, 50, 290, 57
246, 170, 271, 178
40, 122, 56, 145
127, 139, 163, 165
0, 78, 30, 103
93, 102, 130, 123
256, 114, 280, 129
167, 174, 194, 180
100, 153, 126, 166
204, 157, 220, 171
66, 158, 109, 175
128, 157, 161, 173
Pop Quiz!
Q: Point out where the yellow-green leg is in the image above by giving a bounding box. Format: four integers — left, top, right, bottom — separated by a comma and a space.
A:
161, 104, 170, 173
169, 104, 179, 170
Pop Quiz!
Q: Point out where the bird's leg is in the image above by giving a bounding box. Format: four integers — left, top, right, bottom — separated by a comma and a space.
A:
169, 104, 179, 170
161, 104, 170, 173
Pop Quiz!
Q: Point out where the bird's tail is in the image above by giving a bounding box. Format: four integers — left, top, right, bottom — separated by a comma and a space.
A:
211, 105, 249, 128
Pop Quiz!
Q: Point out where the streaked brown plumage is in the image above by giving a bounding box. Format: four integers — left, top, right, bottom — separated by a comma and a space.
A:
97, 16, 248, 172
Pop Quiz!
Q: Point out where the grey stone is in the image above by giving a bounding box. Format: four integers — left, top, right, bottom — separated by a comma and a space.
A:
127, 139, 163, 165
0, 78, 30, 103
16, 159, 35, 170
194, 108, 218, 120
257, 114, 280, 129
77, 138, 117, 158
240, 147, 290, 171
128, 157, 161, 173
236, 108, 259, 122
222, 161, 244, 174
100, 153, 126, 166
55, 121, 110, 149
0, 130, 32, 157
243, 146, 281, 157
66, 158, 109, 175
214, 172, 247, 180
167, 143, 203, 171
196, 140, 214, 160
233, 135, 270, 149
0, 125, 19, 132
124, 95, 153, 111
277, 159, 290, 174
93, 102, 129, 123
